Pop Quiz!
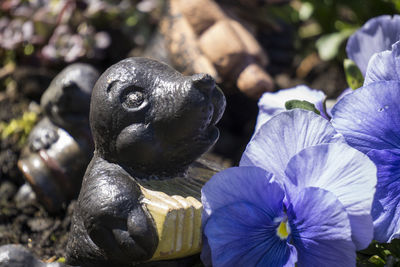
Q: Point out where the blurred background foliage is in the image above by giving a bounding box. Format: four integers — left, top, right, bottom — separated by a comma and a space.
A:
0, 0, 163, 95
261, 0, 399, 98
268, 0, 399, 61
0, 0, 398, 95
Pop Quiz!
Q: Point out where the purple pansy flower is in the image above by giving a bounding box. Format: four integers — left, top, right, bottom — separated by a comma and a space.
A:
332, 80, 400, 242
255, 85, 327, 132
364, 40, 400, 85
202, 110, 377, 266
346, 15, 400, 76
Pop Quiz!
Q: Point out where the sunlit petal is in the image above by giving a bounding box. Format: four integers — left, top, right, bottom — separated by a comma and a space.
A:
367, 149, 400, 242
288, 187, 356, 267
201, 166, 279, 223
201, 166, 285, 266
332, 81, 400, 153
204, 202, 297, 267
365, 41, 400, 85
241, 109, 345, 183
255, 85, 327, 131
346, 15, 400, 75
284, 143, 376, 249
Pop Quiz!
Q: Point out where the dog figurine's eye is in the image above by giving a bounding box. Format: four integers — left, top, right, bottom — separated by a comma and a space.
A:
121, 89, 147, 110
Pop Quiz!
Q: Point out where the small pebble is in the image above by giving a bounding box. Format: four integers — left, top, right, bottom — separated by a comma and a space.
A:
15, 183, 37, 208
27, 218, 53, 232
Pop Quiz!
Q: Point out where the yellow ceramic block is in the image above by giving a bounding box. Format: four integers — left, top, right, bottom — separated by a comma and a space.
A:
137, 155, 228, 261
172, 195, 194, 254
140, 186, 203, 261
186, 196, 202, 250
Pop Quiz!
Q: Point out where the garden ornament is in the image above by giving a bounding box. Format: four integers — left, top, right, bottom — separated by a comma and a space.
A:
160, 0, 274, 99
65, 57, 226, 266
18, 63, 99, 213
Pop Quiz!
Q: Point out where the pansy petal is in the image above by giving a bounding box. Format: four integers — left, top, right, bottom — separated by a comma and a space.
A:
255, 85, 327, 131
336, 88, 352, 101
332, 80, 400, 153
241, 109, 345, 182
201, 166, 281, 223
367, 149, 400, 242
323, 88, 352, 119
200, 236, 213, 267
201, 167, 289, 266
284, 143, 376, 249
288, 187, 356, 267
365, 41, 400, 85
201, 167, 284, 266
346, 15, 400, 75
204, 202, 297, 267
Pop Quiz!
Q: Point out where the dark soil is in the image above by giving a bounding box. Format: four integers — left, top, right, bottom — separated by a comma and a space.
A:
0, 180, 74, 262
0, 89, 72, 262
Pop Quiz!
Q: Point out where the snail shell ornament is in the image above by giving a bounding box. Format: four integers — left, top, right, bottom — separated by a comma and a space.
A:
65, 57, 226, 267
18, 63, 99, 213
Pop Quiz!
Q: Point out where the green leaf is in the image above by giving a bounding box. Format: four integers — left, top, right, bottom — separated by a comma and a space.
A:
391, 0, 400, 12
23, 44, 34, 56
368, 255, 385, 266
359, 241, 383, 256
344, 59, 364, 90
0, 111, 38, 146
299, 2, 314, 21
285, 100, 321, 115
316, 28, 355, 61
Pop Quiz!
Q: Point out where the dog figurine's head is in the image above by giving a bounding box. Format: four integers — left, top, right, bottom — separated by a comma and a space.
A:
90, 57, 225, 177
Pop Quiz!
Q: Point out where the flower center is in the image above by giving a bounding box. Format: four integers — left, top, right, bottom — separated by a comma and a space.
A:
276, 219, 291, 240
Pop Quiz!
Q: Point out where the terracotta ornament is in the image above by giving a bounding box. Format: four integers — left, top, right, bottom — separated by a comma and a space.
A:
18, 63, 99, 213
160, 0, 274, 99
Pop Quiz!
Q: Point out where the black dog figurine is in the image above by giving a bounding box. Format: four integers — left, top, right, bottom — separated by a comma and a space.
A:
66, 57, 226, 266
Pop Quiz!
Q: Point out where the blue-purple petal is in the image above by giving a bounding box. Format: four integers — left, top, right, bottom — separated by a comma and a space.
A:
201, 166, 283, 266
332, 80, 400, 154
288, 187, 356, 267
241, 109, 345, 183
336, 88, 352, 101
200, 235, 213, 267
367, 149, 400, 242
284, 143, 376, 249
365, 41, 400, 85
204, 202, 297, 267
255, 85, 327, 131
201, 166, 280, 223
346, 15, 400, 75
